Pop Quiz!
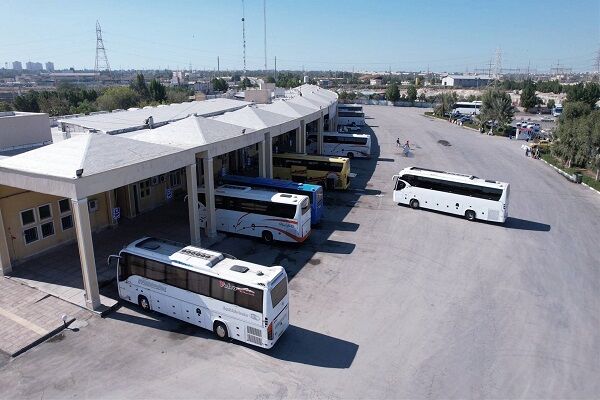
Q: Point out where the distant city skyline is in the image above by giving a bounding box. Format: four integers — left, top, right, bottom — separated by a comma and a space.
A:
1, 0, 598, 73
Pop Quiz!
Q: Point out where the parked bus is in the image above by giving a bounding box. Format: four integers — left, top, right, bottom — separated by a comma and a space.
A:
272, 153, 352, 190
222, 175, 324, 225
109, 237, 289, 349
198, 185, 311, 243
392, 167, 510, 223
552, 104, 563, 117
452, 101, 482, 116
307, 132, 371, 159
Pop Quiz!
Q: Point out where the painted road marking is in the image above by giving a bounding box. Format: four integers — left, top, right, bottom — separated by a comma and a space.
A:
0, 307, 48, 336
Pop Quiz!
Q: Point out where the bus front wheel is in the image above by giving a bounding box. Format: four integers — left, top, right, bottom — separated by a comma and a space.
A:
347, 152, 354, 159
465, 210, 476, 221
214, 321, 229, 340
410, 199, 420, 209
262, 230, 274, 243
138, 295, 150, 311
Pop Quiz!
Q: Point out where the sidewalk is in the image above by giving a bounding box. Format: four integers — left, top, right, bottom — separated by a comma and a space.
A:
0, 278, 89, 357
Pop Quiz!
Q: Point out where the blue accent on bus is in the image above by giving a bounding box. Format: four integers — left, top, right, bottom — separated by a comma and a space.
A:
222, 175, 324, 225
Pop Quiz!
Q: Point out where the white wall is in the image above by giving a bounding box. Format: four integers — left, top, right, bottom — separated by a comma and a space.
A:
0, 112, 51, 150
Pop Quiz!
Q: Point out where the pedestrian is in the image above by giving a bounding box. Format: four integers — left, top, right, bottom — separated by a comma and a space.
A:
396, 138, 400, 147
405, 140, 410, 149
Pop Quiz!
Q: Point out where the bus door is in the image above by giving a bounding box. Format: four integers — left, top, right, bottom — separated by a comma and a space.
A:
291, 165, 308, 183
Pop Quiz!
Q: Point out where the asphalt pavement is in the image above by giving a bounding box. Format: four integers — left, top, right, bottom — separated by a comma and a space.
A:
0, 106, 598, 399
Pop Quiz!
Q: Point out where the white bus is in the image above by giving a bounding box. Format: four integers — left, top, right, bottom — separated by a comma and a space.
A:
307, 132, 371, 158
392, 167, 510, 223
109, 237, 289, 349
552, 104, 563, 117
452, 101, 482, 116
198, 185, 311, 243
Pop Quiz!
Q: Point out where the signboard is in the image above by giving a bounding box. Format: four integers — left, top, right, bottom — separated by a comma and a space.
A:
166, 187, 173, 201
112, 207, 121, 221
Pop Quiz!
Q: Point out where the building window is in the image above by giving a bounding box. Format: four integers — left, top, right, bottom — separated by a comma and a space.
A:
61, 215, 73, 231
23, 227, 39, 244
38, 204, 52, 220
169, 170, 183, 188
139, 179, 151, 198
41, 221, 55, 238
21, 209, 36, 226
59, 199, 71, 214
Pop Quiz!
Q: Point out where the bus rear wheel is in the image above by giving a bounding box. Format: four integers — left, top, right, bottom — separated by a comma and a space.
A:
213, 321, 229, 340
410, 199, 420, 209
262, 230, 274, 243
465, 210, 476, 221
138, 295, 150, 311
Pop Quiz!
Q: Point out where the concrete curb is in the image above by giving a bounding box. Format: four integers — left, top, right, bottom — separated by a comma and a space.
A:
540, 159, 578, 183
582, 181, 600, 197
11, 316, 75, 358
539, 159, 600, 196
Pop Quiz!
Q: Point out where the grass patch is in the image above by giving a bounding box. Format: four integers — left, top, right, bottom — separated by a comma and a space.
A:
582, 175, 600, 191
424, 112, 447, 121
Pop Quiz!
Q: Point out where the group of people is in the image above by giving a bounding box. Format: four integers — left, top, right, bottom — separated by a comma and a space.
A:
525, 145, 540, 159
396, 138, 411, 156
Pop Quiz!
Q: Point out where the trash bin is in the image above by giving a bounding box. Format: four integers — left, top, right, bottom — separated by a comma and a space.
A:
574, 172, 583, 184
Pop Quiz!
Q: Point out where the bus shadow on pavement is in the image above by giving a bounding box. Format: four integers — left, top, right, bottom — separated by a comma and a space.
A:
262, 325, 358, 368
502, 217, 551, 232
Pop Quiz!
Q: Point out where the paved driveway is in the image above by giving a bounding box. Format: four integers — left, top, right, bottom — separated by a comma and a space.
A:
0, 106, 598, 399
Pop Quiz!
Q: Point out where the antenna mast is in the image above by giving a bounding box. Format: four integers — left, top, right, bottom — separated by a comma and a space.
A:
94, 20, 112, 81
263, 0, 267, 71
242, 0, 247, 76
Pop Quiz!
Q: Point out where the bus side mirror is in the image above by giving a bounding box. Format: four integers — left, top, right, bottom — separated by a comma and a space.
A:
107, 255, 120, 269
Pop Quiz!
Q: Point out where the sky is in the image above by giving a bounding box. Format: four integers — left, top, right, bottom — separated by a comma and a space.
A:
1, 0, 598, 73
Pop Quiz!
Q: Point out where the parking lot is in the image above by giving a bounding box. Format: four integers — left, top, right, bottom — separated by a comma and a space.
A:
0, 105, 598, 399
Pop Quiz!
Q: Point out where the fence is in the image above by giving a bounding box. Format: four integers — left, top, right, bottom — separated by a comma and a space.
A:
339, 98, 434, 108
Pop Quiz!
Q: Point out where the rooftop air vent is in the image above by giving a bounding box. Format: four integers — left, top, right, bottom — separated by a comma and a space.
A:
179, 248, 214, 260
230, 265, 249, 273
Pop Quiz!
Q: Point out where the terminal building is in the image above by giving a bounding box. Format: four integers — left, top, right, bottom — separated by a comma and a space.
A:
0, 85, 338, 311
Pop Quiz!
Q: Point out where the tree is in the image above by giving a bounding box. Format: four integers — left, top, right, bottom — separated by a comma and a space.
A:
547, 99, 555, 111
478, 89, 514, 134
385, 84, 400, 102
96, 87, 140, 111
0, 101, 12, 112
265, 76, 276, 84
148, 79, 167, 102
240, 77, 252, 89
418, 93, 427, 102
553, 101, 593, 168
565, 82, 600, 107
406, 85, 417, 102
211, 78, 229, 92
433, 92, 456, 117
13, 92, 40, 112
130, 73, 150, 100
166, 87, 190, 103
520, 79, 539, 109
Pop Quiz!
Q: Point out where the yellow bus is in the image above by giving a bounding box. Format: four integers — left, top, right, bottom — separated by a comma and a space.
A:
272, 153, 351, 190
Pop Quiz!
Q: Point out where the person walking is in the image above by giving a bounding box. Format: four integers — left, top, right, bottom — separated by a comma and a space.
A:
396, 138, 400, 147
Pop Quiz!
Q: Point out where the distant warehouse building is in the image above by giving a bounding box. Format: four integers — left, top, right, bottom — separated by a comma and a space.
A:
441, 75, 492, 88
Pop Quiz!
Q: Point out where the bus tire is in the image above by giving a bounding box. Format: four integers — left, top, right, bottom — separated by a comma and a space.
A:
410, 199, 419, 209
138, 295, 151, 312
261, 230, 274, 243
465, 210, 476, 221
347, 152, 354, 159
213, 321, 229, 340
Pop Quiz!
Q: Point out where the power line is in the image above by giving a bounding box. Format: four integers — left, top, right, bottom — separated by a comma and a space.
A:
241, 0, 247, 76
